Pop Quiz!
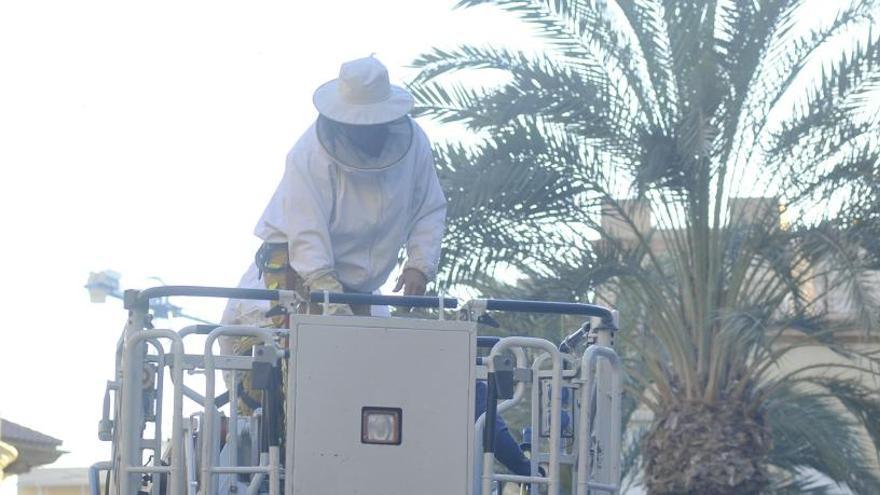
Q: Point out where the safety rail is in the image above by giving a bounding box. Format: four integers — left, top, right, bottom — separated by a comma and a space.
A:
473, 345, 527, 495
467, 298, 618, 331
309, 291, 458, 309
483, 337, 564, 495
97, 286, 622, 495
576, 345, 623, 495
202, 326, 284, 495
472, 299, 623, 495
129, 285, 459, 311
134, 286, 282, 308
119, 330, 186, 495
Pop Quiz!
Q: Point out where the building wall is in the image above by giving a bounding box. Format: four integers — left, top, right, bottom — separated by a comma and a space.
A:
15, 468, 101, 495
16, 480, 106, 495
18, 487, 91, 495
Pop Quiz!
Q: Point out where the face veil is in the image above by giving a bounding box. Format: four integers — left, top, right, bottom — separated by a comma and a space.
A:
316, 115, 414, 172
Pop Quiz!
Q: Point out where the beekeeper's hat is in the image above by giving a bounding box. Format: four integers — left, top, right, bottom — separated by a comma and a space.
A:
313, 55, 414, 125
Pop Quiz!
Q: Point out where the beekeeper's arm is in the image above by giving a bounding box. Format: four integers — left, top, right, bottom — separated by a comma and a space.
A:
277, 151, 352, 314
395, 145, 447, 296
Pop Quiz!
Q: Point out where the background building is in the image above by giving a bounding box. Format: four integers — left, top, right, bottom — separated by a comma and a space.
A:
0, 420, 64, 480
15, 468, 99, 495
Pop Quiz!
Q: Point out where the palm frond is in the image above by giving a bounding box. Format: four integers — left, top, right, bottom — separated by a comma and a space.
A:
414, 0, 880, 490
763, 379, 880, 492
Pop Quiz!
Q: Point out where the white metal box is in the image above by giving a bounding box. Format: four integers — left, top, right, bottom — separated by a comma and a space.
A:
285, 315, 477, 495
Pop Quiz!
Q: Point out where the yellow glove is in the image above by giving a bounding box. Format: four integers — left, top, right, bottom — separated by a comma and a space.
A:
308, 273, 353, 316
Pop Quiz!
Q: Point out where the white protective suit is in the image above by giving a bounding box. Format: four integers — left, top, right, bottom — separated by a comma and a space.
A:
220, 264, 271, 327
254, 117, 447, 293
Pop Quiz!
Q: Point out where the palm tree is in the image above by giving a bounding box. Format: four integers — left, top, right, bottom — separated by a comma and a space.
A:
410, 0, 880, 493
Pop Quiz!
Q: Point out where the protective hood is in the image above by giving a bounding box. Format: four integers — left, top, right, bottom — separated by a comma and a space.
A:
316, 115, 413, 173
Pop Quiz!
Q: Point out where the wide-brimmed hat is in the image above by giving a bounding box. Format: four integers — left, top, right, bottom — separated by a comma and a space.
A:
313, 56, 414, 125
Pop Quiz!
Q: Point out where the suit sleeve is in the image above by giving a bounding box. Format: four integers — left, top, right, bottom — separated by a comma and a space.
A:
278, 149, 337, 285
403, 144, 447, 281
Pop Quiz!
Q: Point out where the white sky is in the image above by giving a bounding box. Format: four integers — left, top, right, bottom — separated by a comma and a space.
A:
0, 1, 533, 491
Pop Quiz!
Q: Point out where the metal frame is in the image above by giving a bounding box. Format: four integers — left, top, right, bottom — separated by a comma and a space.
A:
468, 303, 624, 495
118, 329, 186, 495
200, 325, 285, 495
484, 337, 565, 495
576, 346, 623, 494
93, 286, 624, 495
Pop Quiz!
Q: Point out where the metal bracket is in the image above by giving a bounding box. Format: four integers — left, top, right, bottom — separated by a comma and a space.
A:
460, 299, 488, 322
492, 355, 515, 400
277, 288, 302, 314
251, 344, 281, 390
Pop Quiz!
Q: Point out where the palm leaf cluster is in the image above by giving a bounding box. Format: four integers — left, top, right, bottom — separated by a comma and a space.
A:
412, 0, 880, 493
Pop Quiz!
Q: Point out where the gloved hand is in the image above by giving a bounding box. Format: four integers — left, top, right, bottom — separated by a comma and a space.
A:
393, 268, 428, 296
308, 273, 354, 316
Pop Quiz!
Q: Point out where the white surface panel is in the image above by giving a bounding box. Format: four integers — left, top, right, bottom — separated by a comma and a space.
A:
286, 316, 475, 495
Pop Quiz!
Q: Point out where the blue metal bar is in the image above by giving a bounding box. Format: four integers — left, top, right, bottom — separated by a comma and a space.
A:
308, 292, 458, 309
133, 286, 281, 309
483, 299, 615, 326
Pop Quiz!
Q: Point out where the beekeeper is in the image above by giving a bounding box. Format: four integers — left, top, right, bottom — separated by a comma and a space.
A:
252, 55, 446, 316
220, 57, 532, 474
